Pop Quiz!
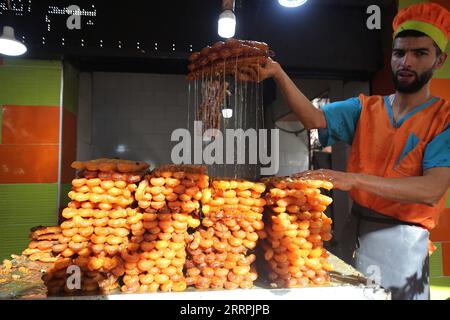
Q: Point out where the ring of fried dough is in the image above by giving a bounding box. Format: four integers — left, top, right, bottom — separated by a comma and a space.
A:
71, 159, 150, 173
30, 225, 61, 236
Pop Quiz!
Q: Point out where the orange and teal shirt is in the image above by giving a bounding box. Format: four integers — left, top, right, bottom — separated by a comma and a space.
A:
319, 94, 449, 230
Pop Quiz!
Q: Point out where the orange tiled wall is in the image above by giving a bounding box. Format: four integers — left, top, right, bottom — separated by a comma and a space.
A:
0, 105, 60, 183
430, 77, 450, 281
421, 0, 450, 294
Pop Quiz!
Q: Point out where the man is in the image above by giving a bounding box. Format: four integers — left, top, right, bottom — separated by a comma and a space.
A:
242, 2, 449, 299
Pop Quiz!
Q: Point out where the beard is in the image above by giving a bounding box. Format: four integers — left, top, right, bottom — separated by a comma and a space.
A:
392, 66, 434, 93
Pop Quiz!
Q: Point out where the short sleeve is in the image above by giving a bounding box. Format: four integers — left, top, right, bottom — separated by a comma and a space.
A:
318, 97, 362, 147
423, 124, 450, 170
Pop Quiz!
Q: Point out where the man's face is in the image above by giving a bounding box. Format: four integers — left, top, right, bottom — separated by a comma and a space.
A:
391, 36, 440, 93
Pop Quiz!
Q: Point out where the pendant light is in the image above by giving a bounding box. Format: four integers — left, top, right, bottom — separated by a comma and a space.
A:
278, 0, 308, 8
218, 0, 236, 39
0, 0, 27, 56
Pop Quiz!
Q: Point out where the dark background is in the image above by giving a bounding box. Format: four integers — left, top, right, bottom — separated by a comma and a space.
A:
0, 0, 397, 78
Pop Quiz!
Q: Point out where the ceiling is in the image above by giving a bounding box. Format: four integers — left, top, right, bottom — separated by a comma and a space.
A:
0, 0, 397, 78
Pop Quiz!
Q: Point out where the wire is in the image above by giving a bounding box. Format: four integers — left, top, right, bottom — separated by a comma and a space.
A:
273, 110, 306, 135
274, 122, 306, 135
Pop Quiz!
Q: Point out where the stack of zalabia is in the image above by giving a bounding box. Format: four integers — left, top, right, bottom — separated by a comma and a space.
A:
120, 208, 192, 294
261, 177, 334, 288
42, 258, 76, 295
187, 38, 273, 81
69, 158, 149, 210
22, 226, 62, 263
116, 206, 148, 293
185, 178, 266, 290
41, 158, 149, 293
42, 257, 119, 295
121, 211, 195, 293
125, 165, 207, 293
136, 164, 209, 214
63, 158, 148, 258
18, 159, 339, 295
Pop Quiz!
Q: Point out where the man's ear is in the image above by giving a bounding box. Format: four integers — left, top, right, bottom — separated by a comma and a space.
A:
435, 52, 448, 69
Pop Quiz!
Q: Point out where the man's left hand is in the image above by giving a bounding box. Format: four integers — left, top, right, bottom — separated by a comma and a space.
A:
293, 169, 357, 191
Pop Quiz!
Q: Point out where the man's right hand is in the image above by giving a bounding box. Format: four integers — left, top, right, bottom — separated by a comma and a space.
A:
237, 58, 282, 82
238, 56, 326, 131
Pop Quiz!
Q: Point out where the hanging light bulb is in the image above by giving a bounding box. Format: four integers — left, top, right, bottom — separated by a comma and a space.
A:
218, 0, 236, 39
0, 26, 27, 56
116, 144, 126, 153
218, 10, 236, 38
278, 0, 308, 8
222, 88, 233, 118
222, 108, 233, 118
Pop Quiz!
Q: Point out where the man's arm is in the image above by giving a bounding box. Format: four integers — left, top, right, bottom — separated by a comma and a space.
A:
240, 59, 326, 130
298, 167, 450, 206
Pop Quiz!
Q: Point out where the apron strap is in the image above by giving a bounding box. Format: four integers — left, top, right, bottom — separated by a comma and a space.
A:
352, 203, 421, 227
351, 202, 422, 251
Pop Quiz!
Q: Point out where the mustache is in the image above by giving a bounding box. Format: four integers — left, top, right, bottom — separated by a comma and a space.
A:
395, 69, 418, 77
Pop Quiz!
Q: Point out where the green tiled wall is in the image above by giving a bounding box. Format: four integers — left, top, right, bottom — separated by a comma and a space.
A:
0, 184, 59, 260
0, 58, 62, 261
430, 278, 450, 287
0, 59, 61, 106
430, 243, 443, 277
398, 0, 424, 8
59, 183, 72, 209
430, 193, 450, 300
435, 53, 450, 79
430, 278, 450, 300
